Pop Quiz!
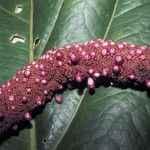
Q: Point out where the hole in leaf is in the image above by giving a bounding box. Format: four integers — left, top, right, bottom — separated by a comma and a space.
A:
42, 138, 47, 144
10, 34, 25, 44
34, 37, 40, 47
14, 5, 23, 14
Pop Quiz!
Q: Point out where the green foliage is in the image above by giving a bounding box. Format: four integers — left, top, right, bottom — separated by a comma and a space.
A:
0, 0, 150, 150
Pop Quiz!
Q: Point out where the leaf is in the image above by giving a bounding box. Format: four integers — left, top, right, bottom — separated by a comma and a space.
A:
0, 1, 29, 83
0, 0, 34, 150
0, 0, 150, 150
57, 88, 150, 150
34, 0, 118, 149
34, 0, 150, 150
34, 0, 65, 58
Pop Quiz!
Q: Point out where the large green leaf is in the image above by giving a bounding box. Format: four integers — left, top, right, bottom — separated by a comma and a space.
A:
35, 0, 150, 150
0, 1, 33, 150
0, 0, 150, 150
57, 88, 150, 150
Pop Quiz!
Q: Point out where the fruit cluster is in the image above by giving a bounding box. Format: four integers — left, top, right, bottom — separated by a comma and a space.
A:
0, 39, 150, 136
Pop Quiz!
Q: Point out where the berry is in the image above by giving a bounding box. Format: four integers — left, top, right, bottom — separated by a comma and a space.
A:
102, 69, 108, 77
36, 96, 43, 106
146, 80, 150, 88
87, 77, 95, 89
69, 53, 80, 64
24, 112, 32, 121
76, 73, 83, 82
55, 95, 63, 104
22, 96, 27, 104
0, 38, 149, 136
24, 70, 31, 78
113, 65, 120, 73
115, 55, 124, 65
12, 124, 18, 131
56, 52, 63, 60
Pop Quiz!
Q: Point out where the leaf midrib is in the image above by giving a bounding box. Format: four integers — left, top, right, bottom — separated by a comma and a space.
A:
103, 0, 118, 39
29, 1, 36, 150
37, 0, 65, 58
54, 0, 118, 149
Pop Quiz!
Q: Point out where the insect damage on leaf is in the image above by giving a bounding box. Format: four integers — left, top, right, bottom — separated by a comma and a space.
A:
10, 34, 25, 44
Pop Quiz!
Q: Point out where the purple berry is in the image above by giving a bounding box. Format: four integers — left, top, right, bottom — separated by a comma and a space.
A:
129, 74, 135, 80
87, 77, 95, 89
22, 96, 28, 104
102, 69, 108, 76
36, 96, 43, 106
69, 53, 80, 64
24, 112, 32, 121
113, 65, 120, 73
55, 95, 63, 104
115, 55, 124, 65
24, 70, 31, 78
56, 51, 63, 60
146, 80, 150, 88
76, 73, 83, 82
12, 124, 18, 131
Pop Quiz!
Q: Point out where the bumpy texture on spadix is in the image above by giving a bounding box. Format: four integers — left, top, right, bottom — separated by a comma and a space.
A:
0, 39, 150, 136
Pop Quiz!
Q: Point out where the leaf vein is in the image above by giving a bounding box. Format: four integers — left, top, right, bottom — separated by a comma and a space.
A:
0, 5, 29, 24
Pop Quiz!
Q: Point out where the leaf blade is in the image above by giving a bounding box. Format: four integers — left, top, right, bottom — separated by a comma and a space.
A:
34, 0, 150, 150
0, 1, 34, 150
